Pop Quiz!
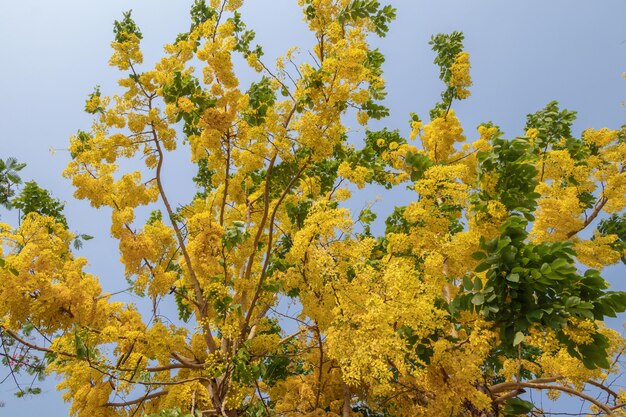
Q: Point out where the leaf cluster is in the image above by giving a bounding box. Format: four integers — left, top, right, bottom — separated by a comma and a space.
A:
113, 10, 142, 43
476, 133, 540, 221
0, 157, 25, 209
338, 0, 396, 37
598, 213, 626, 264
428, 31, 466, 117
455, 216, 626, 369
11, 181, 68, 228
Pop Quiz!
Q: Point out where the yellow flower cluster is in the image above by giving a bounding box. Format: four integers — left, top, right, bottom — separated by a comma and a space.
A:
413, 165, 469, 209
604, 168, 626, 213
109, 33, 143, 70
84, 95, 102, 113
575, 234, 622, 269
583, 127, 618, 148
531, 182, 584, 242
420, 110, 465, 162
449, 51, 472, 99
562, 318, 597, 345
337, 161, 370, 189
525, 127, 539, 139
424, 318, 496, 414
472, 125, 497, 151
409, 120, 423, 140
177, 96, 195, 113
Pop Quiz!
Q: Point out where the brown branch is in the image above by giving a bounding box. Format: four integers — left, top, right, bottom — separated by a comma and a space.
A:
254, 379, 271, 416
446, 149, 478, 165
1, 335, 23, 392
3, 329, 58, 355
587, 379, 619, 401
129, 61, 153, 101
212, 0, 227, 42
311, 325, 326, 412
171, 352, 206, 369
88, 359, 211, 387
566, 165, 625, 238
493, 389, 525, 404
239, 152, 278, 320
490, 377, 561, 393
3, 329, 205, 375
151, 122, 217, 353
492, 382, 611, 414
567, 196, 608, 238
342, 383, 351, 417
258, 59, 295, 102
241, 157, 311, 335
443, 96, 454, 119
283, 104, 297, 129
105, 390, 168, 407
278, 330, 303, 346
220, 135, 231, 226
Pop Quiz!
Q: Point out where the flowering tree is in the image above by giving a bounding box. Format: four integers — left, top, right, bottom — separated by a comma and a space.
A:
1, 1, 626, 416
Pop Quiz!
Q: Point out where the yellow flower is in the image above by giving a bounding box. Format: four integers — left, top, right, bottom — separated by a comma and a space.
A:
421, 110, 465, 162
109, 33, 143, 70
575, 234, 622, 269
409, 120, 423, 140
356, 110, 369, 126
335, 188, 352, 201
246, 52, 263, 72
450, 51, 472, 99
525, 127, 539, 139
177, 96, 195, 113
583, 128, 618, 148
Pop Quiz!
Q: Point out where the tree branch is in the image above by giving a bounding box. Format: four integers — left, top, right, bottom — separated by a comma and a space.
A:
567, 165, 625, 238
105, 390, 168, 407
151, 121, 217, 354
241, 157, 311, 336
491, 381, 611, 414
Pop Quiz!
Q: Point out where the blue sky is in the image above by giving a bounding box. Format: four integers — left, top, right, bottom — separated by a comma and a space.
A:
0, 1, 625, 415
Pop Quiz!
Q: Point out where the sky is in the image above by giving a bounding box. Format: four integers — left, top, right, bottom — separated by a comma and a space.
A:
0, 0, 625, 415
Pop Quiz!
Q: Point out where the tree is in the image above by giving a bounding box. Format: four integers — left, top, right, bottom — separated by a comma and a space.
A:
1, 0, 626, 416
0, 157, 26, 210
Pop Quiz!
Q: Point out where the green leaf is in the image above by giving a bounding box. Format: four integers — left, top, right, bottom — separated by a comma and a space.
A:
565, 296, 581, 308
526, 309, 543, 321
506, 273, 520, 283
503, 397, 534, 416
470, 251, 486, 260
462, 276, 473, 290
473, 277, 483, 291
243, 77, 276, 126
74, 330, 89, 360
513, 331, 525, 346
475, 262, 490, 273
471, 294, 485, 306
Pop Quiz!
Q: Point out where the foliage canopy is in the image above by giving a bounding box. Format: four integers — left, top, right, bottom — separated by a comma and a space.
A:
1, 1, 626, 416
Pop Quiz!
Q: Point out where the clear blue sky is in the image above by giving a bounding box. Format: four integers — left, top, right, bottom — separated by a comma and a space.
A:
0, 1, 625, 415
